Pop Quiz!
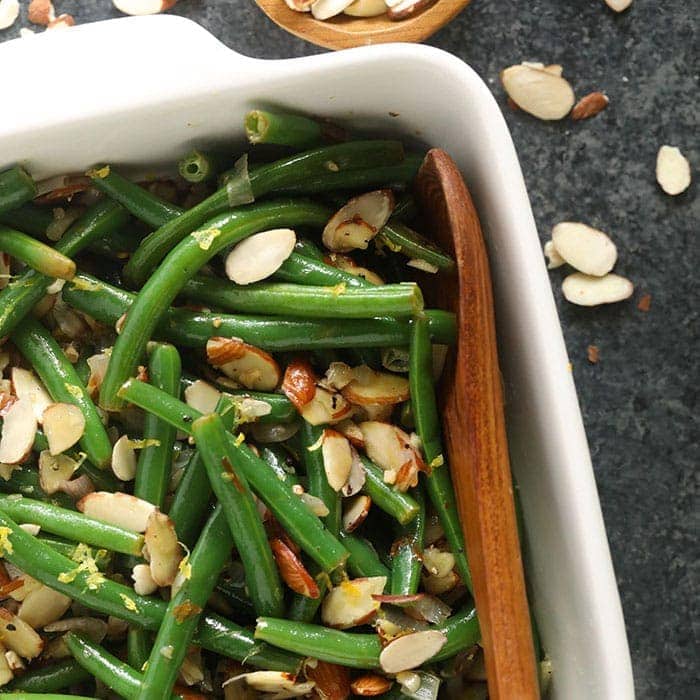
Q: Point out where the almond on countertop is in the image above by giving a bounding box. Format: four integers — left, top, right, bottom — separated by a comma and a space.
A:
656, 145, 691, 195
572, 91, 609, 120
604, 0, 633, 12
587, 345, 600, 364
27, 0, 54, 25
500, 63, 575, 120
551, 221, 617, 277
543, 240, 566, 269
112, 0, 177, 16
562, 272, 634, 306
0, 0, 20, 31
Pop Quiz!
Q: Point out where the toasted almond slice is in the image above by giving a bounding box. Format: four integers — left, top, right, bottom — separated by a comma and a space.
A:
112, 0, 177, 16
144, 511, 182, 587
342, 366, 410, 406
321, 576, 386, 629
7, 575, 43, 602
132, 563, 158, 596
656, 145, 691, 195
285, 0, 314, 10
0, 609, 43, 660
342, 494, 371, 532
322, 429, 353, 492
335, 419, 365, 448
543, 64, 563, 76
206, 338, 280, 391
59, 474, 94, 500
355, 403, 394, 423
42, 403, 85, 455
11, 369, 52, 424
0, 398, 36, 465
344, 0, 386, 17
282, 359, 318, 410
551, 222, 617, 276
406, 258, 439, 274
111, 435, 136, 481
604, 0, 633, 11
326, 253, 385, 285
322, 362, 355, 392
403, 595, 452, 625
27, 0, 54, 25
372, 593, 425, 606
234, 671, 315, 697
47, 13, 75, 29
270, 537, 319, 598
311, 0, 355, 20
0, 643, 12, 686
17, 586, 71, 628
543, 240, 565, 269
562, 272, 634, 306
0, 0, 20, 30
304, 660, 351, 700
341, 446, 366, 496
323, 191, 395, 253
77, 491, 156, 532
501, 64, 575, 120
422, 545, 455, 578
44, 617, 108, 643
225, 229, 297, 285
379, 630, 447, 673
351, 674, 394, 696
300, 386, 353, 426
18, 523, 40, 536
86, 352, 110, 398
422, 570, 460, 595
38, 451, 79, 494
571, 91, 609, 120
387, 0, 435, 20
184, 379, 220, 414
299, 492, 330, 517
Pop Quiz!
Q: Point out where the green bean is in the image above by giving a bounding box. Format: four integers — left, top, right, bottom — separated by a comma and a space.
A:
390, 487, 425, 595
0, 199, 128, 347
167, 448, 210, 549
0, 166, 36, 215
117, 380, 349, 573
274, 251, 369, 287
259, 444, 300, 486
65, 632, 179, 700
137, 505, 234, 699
0, 203, 53, 237
88, 167, 182, 228
245, 110, 327, 148
431, 607, 481, 662
0, 465, 75, 509
192, 414, 284, 618
101, 200, 331, 409
0, 495, 144, 556
63, 273, 457, 351
215, 577, 256, 621
183, 276, 423, 318
127, 627, 151, 673
0, 509, 300, 671
378, 221, 455, 270
133, 343, 181, 508
361, 456, 420, 525
0, 225, 76, 279
178, 149, 226, 183
4, 694, 94, 699
2, 659, 90, 693
410, 317, 472, 591
287, 574, 324, 623
339, 531, 391, 580
301, 423, 341, 536
39, 535, 112, 570
391, 193, 419, 223
11, 317, 112, 468
123, 141, 404, 286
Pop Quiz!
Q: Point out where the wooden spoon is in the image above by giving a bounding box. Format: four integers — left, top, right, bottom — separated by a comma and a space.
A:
254, 1, 471, 51
415, 149, 539, 699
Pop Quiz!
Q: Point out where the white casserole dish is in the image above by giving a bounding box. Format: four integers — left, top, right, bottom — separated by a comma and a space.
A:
0, 16, 634, 699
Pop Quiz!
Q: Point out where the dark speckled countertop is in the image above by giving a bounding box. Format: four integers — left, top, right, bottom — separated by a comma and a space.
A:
1, 2, 697, 697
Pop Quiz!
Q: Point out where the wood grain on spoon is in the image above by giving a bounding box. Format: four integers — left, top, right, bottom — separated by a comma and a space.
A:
254, 0, 471, 50
415, 149, 539, 699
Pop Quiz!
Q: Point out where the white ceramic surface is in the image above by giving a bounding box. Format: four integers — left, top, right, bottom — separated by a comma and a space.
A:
0, 16, 634, 698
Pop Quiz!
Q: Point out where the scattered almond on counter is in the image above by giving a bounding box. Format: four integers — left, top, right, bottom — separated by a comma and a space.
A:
656, 145, 691, 195
572, 91, 609, 120
604, 0, 633, 12
500, 63, 575, 120
562, 272, 634, 306
587, 345, 600, 364
544, 240, 566, 269
113, 0, 177, 15
0, 0, 19, 31
551, 222, 617, 277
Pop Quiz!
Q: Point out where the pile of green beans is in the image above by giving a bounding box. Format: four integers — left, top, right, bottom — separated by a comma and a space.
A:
0, 114, 527, 699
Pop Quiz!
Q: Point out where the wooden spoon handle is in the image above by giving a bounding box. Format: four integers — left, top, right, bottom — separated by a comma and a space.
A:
415, 149, 539, 699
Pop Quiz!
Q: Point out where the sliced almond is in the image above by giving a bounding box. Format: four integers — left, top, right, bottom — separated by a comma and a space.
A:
86, 352, 110, 398
0, 398, 37, 465
206, 338, 280, 391
500, 64, 575, 120
225, 229, 296, 285
47, 13, 75, 29
77, 491, 156, 532
144, 511, 182, 587
351, 674, 394, 696
656, 145, 691, 195
344, 0, 386, 17
0, 642, 12, 686
132, 563, 158, 596
112, 0, 177, 16
300, 386, 353, 426
406, 258, 439, 274
335, 419, 365, 448
44, 617, 108, 643
0, 0, 20, 30
281, 359, 318, 411
323, 191, 395, 253
42, 403, 85, 455
111, 435, 137, 481
387, 0, 435, 20
422, 570, 460, 595
571, 91, 609, 120
342, 494, 371, 532
17, 586, 71, 628
27, 0, 54, 25
379, 630, 447, 673
304, 660, 351, 700
342, 365, 410, 406
311, 0, 355, 20
38, 451, 79, 494
234, 671, 315, 697
341, 446, 366, 496
0, 608, 43, 660
321, 429, 353, 492
326, 254, 384, 285
604, 0, 633, 11
285, 0, 314, 10
184, 379, 221, 414
562, 272, 634, 306
551, 222, 617, 276
422, 546, 455, 578
354, 403, 394, 423
270, 537, 319, 599
7, 575, 43, 602
11, 369, 52, 424
543, 240, 565, 269
299, 491, 330, 517
59, 474, 94, 500
321, 576, 386, 629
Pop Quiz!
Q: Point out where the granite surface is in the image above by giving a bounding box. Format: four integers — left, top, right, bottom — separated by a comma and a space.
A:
1, 1, 697, 698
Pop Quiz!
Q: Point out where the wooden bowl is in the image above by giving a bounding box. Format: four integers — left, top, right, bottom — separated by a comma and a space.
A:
254, 0, 472, 50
